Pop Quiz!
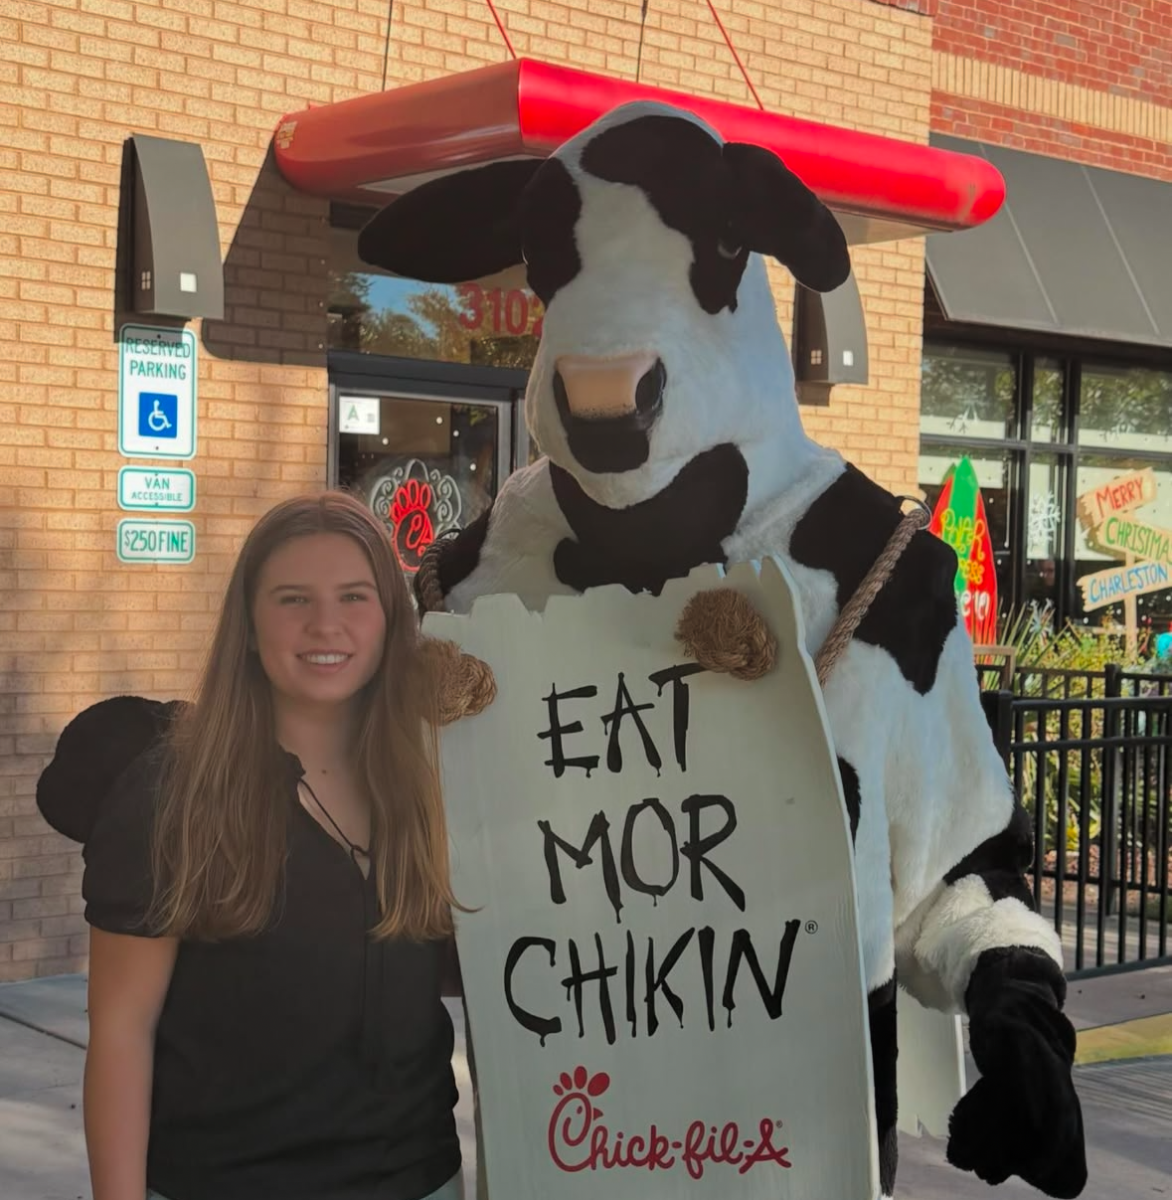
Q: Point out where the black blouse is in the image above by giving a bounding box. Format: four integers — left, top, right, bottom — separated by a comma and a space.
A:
82, 749, 461, 1200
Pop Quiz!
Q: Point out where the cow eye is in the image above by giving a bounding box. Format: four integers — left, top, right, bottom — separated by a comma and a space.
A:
717, 239, 742, 260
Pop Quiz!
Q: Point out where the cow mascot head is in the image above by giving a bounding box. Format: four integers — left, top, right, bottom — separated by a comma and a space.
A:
357, 101, 850, 598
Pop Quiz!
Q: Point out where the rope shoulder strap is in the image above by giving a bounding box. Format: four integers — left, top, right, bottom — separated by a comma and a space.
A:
415, 496, 932, 693
812, 497, 932, 688
416, 532, 458, 615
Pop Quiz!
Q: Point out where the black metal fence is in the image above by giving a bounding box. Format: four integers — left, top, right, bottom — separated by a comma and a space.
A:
982, 666, 1172, 976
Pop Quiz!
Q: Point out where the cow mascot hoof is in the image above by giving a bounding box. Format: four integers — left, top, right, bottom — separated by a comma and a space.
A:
417, 543, 498, 724
946, 949, 1087, 1198
423, 636, 497, 725
675, 588, 777, 680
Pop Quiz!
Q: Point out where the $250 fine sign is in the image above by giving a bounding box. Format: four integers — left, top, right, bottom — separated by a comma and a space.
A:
427, 559, 879, 1200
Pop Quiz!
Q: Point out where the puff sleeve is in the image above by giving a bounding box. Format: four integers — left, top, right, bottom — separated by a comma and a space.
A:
81, 750, 165, 937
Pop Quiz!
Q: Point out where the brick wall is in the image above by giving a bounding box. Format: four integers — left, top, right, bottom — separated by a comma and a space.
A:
932, 93, 1172, 181
1, 0, 931, 977
0, 0, 358, 980
935, 1, 1172, 107
871, 0, 937, 15
931, 2, 1172, 177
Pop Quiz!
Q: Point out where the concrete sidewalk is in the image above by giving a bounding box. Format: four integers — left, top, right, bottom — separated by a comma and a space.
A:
0, 978, 480, 1200
897, 964, 1172, 1198
2, 968, 1170, 1200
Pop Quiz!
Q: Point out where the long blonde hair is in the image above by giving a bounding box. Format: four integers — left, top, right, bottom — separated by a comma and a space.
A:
150, 491, 458, 942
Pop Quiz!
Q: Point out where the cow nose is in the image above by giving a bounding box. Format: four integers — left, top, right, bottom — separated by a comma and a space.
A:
553, 352, 665, 420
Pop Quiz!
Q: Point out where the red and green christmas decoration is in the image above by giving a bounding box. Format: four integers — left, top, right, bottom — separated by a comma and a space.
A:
928, 456, 998, 646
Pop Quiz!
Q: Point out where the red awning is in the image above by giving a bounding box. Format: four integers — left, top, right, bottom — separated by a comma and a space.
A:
273, 59, 1004, 245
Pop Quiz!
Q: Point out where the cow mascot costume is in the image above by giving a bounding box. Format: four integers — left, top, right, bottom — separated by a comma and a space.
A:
356, 102, 1087, 1200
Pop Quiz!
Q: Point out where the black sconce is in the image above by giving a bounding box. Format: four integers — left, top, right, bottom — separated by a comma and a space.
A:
123, 134, 224, 321
793, 271, 869, 406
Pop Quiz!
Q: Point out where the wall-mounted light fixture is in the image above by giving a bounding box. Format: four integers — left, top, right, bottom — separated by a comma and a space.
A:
124, 134, 224, 321
793, 272, 869, 406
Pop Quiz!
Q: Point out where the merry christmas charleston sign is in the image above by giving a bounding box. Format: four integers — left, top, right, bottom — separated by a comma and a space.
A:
427, 559, 879, 1200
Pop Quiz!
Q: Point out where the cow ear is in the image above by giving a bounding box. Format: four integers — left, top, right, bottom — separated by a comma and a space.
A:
722, 142, 850, 293
357, 159, 542, 283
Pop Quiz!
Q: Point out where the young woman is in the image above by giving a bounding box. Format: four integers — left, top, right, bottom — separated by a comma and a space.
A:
70, 492, 464, 1200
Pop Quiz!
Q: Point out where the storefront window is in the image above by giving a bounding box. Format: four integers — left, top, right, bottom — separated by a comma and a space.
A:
1079, 364, 1172, 455
1024, 452, 1066, 615
329, 226, 541, 370
1031, 358, 1064, 443
920, 345, 1017, 440
336, 394, 502, 575
921, 343, 1172, 632
1073, 454, 1172, 632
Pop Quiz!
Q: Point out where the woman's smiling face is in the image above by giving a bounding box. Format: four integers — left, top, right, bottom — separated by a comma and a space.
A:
251, 532, 388, 712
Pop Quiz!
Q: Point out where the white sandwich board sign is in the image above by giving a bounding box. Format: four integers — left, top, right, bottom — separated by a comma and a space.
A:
426, 558, 880, 1200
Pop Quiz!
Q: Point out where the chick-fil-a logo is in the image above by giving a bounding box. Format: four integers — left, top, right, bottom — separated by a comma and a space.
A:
547, 1067, 792, 1180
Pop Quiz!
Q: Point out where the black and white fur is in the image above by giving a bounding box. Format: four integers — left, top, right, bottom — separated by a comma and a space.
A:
360, 102, 1086, 1198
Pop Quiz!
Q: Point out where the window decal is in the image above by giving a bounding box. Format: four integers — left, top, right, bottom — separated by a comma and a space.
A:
370, 459, 463, 573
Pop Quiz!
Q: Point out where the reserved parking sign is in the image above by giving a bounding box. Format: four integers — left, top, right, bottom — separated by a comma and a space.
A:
118, 324, 197, 460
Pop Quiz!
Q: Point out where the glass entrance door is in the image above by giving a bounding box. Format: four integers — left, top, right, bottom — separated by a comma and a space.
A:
332, 387, 514, 577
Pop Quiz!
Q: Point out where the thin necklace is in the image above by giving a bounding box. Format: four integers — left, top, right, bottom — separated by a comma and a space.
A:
299, 778, 370, 863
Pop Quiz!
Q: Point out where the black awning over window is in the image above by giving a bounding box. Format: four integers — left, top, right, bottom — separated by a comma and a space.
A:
926, 135, 1172, 350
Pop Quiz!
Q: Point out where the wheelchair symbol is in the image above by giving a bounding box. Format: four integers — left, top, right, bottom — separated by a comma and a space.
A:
147, 399, 171, 432
138, 393, 179, 440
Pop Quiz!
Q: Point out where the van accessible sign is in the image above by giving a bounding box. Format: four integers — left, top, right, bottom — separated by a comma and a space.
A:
118, 467, 195, 512
118, 324, 197, 460
426, 560, 879, 1200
